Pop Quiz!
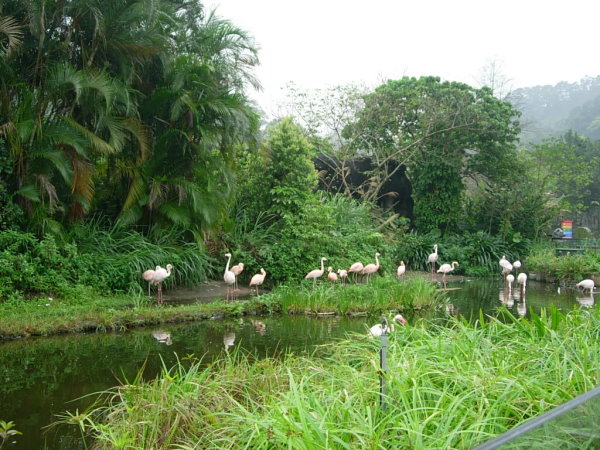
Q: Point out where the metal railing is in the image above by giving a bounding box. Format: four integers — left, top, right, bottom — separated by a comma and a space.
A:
473, 385, 600, 449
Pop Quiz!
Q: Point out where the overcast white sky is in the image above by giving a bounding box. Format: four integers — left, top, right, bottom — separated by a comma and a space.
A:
205, 0, 600, 116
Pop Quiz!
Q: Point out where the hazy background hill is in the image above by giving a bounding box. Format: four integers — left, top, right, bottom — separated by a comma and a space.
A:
514, 75, 600, 143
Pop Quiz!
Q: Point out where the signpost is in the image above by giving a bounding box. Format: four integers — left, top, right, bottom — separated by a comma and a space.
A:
560, 220, 573, 239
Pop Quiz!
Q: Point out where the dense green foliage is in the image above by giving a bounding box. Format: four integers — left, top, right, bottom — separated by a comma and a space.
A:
395, 231, 527, 276
0, 225, 212, 302
0, 0, 259, 236
1, 1, 598, 305
347, 76, 521, 233
70, 306, 600, 449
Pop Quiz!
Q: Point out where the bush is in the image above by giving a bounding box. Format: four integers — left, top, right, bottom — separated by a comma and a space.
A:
526, 245, 600, 284
0, 222, 214, 301
226, 193, 392, 282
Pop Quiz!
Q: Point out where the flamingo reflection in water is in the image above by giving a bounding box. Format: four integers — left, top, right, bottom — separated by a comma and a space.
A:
223, 332, 236, 351
251, 320, 266, 335
516, 297, 527, 317
152, 330, 172, 345
576, 295, 595, 308
499, 288, 514, 308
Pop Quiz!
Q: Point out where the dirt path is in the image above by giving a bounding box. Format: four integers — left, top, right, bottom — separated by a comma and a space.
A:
163, 281, 256, 304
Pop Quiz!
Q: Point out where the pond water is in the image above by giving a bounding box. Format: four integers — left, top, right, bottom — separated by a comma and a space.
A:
0, 277, 594, 449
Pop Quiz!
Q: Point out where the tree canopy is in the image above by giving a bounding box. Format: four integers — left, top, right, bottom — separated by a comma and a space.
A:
0, 0, 260, 237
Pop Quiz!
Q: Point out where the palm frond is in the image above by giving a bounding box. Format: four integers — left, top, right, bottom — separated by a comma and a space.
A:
0, 15, 24, 57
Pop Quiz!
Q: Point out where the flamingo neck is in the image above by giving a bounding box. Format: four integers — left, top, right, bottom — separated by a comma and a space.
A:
375, 254, 380, 267
225, 255, 231, 274
320, 258, 325, 272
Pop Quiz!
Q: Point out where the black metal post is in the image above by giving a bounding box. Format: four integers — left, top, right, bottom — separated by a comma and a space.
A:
379, 315, 388, 411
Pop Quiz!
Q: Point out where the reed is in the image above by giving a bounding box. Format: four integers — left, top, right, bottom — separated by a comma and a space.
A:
70, 305, 600, 449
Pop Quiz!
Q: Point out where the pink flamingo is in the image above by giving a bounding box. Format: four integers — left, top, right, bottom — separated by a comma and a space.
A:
231, 262, 244, 291
224, 253, 236, 302
305, 257, 327, 288
337, 269, 348, 285
142, 266, 158, 296
428, 245, 439, 277
437, 261, 458, 289
348, 261, 364, 284
506, 274, 515, 292
397, 261, 406, 278
368, 314, 407, 337
152, 264, 173, 305
576, 279, 595, 295
327, 267, 338, 283
249, 268, 267, 295
361, 252, 381, 284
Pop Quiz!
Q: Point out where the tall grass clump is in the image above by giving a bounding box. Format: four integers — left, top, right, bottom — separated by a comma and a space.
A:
67, 219, 213, 294
70, 305, 600, 449
0, 219, 213, 302
272, 276, 440, 315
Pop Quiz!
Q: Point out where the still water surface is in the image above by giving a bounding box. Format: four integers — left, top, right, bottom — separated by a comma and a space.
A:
0, 278, 593, 449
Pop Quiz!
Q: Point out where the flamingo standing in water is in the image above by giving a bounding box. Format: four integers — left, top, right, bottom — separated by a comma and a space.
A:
576, 279, 595, 295
428, 245, 439, 276
224, 253, 236, 302
361, 252, 381, 284
337, 269, 348, 285
348, 261, 364, 284
501, 262, 513, 280
368, 314, 407, 337
249, 268, 267, 295
506, 274, 515, 292
327, 267, 338, 283
437, 261, 459, 289
397, 261, 406, 278
230, 262, 244, 291
152, 264, 173, 305
305, 257, 327, 288
142, 266, 158, 296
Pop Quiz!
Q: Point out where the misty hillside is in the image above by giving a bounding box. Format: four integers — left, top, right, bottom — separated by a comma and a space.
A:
512, 75, 600, 143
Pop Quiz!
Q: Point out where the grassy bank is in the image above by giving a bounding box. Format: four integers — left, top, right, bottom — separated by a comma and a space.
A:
65, 306, 600, 449
0, 277, 439, 340
526, 246, 600, 284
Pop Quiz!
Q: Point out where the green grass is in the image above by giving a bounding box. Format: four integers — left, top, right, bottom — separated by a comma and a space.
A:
0, 276, 438, 339
64, 306, 600, 449
271, 276, 439, 315
0, 290, 277, 339
526, 245, 600, 284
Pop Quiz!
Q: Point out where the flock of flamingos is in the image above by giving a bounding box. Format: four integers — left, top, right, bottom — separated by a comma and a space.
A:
141, 244, 597, 305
